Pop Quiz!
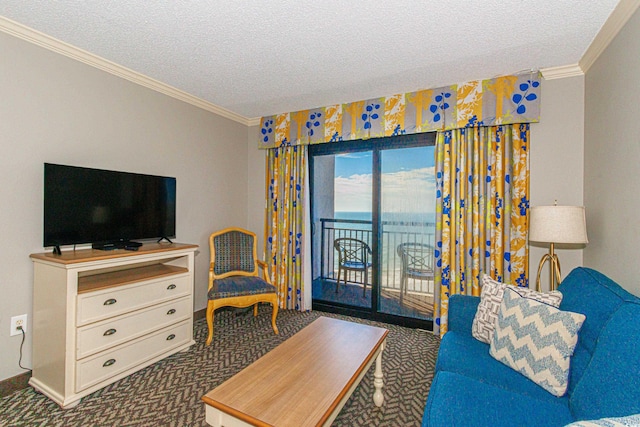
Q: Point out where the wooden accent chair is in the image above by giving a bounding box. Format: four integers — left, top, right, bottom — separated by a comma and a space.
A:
397, 242, 435, 305
333, 237, 372, 297
206, 227, 278, 345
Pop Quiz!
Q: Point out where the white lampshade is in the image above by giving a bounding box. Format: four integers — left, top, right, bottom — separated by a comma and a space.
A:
529, 205, 588, 244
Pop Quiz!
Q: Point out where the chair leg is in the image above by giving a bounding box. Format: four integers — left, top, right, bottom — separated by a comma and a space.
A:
271, 301, 279, 335
400, 274, 405, 305
205, 302, 215, 346
336, 267, 342, 293
363, 268, 368, 297
253, 303, 259, 317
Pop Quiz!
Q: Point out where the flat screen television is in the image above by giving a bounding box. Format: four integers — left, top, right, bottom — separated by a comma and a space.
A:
44, 163, 176, 253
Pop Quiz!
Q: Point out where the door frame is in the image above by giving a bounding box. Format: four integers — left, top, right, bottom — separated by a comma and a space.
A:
309, 132, 436, 330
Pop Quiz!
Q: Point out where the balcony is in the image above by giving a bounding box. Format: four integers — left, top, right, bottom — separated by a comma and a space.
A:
312, 217, 435, 320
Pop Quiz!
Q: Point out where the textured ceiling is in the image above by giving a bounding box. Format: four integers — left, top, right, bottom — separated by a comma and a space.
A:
0, 1, 621, 119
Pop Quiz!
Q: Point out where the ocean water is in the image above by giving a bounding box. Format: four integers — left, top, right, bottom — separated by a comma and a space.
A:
336, 210, 435, 222
334, 211, 436, 227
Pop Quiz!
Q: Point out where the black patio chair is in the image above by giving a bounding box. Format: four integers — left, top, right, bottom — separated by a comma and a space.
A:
333, 237, 372, 297
397, 242, 435, 305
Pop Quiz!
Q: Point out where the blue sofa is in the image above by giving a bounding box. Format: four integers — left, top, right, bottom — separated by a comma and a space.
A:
422, 267, 640, 427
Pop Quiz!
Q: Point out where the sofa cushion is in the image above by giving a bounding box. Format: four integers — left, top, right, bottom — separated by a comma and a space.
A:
422, 371, 574, 427
569, 302, 640, 420
472, 274, 562, 343
489, 288, 585, 397
557, 268, 635, 395
448, 294, 481, 333
436, 330, 568, 405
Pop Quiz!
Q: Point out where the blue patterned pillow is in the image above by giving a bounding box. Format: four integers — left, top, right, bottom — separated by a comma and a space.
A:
472, 274, 563, 344
489, 287, 586, 396
564, 414, 640, 426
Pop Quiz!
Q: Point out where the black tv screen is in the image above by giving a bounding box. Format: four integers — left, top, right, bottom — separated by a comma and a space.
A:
44, 163, 176, 250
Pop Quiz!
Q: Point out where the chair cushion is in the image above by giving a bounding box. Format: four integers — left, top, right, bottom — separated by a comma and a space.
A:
406, 268, 434, 279
208, 276, 276, 300
213, 231, 256, 275
342, 261, 372, 269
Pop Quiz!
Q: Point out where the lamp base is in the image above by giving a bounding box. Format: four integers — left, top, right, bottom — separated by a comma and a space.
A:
535, 243, 562, 292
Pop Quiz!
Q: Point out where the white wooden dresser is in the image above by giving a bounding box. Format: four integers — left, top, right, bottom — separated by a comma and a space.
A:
29, 242, 198, 408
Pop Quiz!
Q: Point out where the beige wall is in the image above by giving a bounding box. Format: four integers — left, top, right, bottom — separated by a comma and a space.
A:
246, 125, 266, 255
530, 75, 586, 291
584, 7, 640, 296
0, 31, 249, 381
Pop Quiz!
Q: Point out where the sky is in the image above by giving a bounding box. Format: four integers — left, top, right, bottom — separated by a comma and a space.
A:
334, 146, 436, 214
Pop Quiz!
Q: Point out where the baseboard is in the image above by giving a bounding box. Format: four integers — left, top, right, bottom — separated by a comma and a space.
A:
193, 307, 206, 321
0, 370, 31, 399
1, 311, 208, 398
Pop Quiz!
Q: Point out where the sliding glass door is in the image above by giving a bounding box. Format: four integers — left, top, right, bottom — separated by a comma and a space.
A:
311, 150, 373, 310
379, 146, 435, 321
310, 133, 436, 329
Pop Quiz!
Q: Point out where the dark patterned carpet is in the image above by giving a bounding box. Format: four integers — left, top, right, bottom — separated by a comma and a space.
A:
0, 308, 439, 427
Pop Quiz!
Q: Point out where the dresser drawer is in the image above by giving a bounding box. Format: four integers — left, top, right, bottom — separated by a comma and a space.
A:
75, 320, 191, 392
76, 296, 192, 360
77, 274, 190, 326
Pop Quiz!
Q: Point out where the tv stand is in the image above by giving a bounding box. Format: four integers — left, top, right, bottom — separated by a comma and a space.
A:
29, 243, 198, 408
157, 236, 173, 244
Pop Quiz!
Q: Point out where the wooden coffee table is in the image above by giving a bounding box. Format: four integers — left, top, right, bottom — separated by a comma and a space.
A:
202, 317, 388, 427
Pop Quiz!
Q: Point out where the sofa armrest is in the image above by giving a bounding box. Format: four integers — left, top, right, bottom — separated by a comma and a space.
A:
447, 294, 480, 334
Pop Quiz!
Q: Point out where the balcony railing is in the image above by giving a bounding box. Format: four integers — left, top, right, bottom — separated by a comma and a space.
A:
319, 217, 436, 296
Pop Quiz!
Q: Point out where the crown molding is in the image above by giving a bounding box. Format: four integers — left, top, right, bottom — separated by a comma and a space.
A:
0, 15, 252, 126
540, 64, 584, 80
580, 0, 640, 73
246, 117, 262, 127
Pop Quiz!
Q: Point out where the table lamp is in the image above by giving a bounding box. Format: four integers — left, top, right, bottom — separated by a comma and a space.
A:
529, 205, 588, 291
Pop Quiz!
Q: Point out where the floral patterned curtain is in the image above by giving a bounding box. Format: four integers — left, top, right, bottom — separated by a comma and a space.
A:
258, 72, 540, 148
433, 124, 530, 336
260, 72, 539, 323
265, 145, 307, 310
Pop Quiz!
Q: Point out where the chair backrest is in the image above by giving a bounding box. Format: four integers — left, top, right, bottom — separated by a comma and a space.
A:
209, 227, 258, 280
333, 237, 371, 266
397, 242, 434, 273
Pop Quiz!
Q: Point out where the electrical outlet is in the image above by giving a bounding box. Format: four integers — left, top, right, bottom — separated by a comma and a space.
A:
10, 314, 27, 336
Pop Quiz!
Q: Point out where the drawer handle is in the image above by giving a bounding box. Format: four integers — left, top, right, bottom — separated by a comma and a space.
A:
166, 334, 176, 341
103, 328, 117, 336
103, 359, 116, 367
167, 309, 176, 315
103, 298, 117, 306
167, 284, 177, 290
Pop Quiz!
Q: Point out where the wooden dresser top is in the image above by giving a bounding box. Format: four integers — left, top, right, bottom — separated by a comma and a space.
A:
30, 242, 198, 265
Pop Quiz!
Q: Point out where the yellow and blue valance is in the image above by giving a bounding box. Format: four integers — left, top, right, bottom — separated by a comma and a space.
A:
258, 72, 541, 149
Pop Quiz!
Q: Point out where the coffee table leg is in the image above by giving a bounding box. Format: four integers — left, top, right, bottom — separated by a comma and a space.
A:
373, 342, 384, 407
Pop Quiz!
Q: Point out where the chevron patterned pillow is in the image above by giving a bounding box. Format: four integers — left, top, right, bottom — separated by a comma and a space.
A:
563, 414, 640, 426
472, 274, 563, 344
489, 287, 586, 397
